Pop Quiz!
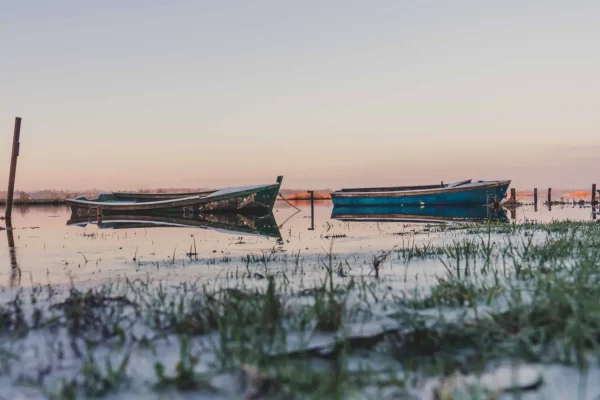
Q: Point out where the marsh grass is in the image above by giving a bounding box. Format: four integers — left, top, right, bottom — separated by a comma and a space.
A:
2, 220, 600, 397
154, 336, 211, 391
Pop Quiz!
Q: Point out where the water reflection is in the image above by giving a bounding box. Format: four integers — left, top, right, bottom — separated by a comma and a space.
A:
67, 212, 282, 239
331, 205, 509, 223
0, 202, 597, 288
5, 220, 21, 286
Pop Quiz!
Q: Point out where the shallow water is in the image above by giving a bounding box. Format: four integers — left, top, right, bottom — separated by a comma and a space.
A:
0, 201, 597, 287
1, 201, 600, 399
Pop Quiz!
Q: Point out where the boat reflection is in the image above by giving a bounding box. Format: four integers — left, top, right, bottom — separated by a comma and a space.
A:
331, 205, 509, 224
67, 211, 282, 239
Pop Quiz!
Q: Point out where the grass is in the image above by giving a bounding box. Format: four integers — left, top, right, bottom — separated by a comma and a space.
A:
1, 219, 600, 397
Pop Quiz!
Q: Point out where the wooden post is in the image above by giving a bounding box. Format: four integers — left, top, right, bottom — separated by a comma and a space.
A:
533, 188, 538, 211
5, 117, 22, 222
593, 184, 598, 221
307, 191, 314, 230
510, 188, 516, 200
548, 188, 552, 210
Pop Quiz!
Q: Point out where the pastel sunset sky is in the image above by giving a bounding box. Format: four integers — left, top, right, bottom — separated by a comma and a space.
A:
1, 1, 599, 191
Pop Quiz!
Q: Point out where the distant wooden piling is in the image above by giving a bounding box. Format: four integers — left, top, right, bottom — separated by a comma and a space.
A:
307, 191, 314, 230
533, 188, 538, 211
548, 188, 552, 210
503, 187, 519, 206
593, 184, 598, 221
5, 117, 22, 222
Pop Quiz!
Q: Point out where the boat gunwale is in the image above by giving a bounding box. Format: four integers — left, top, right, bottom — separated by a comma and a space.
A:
331, 180, 511, 198
65, 194, 203, 207
113, 190, 217, 199
339, 184, 443, 193
337, 179, 473, 193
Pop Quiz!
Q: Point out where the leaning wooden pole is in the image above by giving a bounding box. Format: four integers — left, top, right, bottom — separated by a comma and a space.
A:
5, 117, 22, 222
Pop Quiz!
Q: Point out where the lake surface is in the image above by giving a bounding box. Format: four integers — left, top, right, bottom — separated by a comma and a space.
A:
1, 201, 596, 287
1, 201, 600, 399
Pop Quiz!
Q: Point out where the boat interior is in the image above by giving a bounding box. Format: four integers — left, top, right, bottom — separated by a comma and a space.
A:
112, 190, 217, 201
338, 179, 473, 193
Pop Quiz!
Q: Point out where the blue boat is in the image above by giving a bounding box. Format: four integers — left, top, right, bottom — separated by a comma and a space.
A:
331, 205, 508, 224
331, 179, 511, 207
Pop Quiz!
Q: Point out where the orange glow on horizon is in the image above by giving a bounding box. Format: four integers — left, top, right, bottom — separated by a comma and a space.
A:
562, 191, 592, 198
283, 191, 332, 200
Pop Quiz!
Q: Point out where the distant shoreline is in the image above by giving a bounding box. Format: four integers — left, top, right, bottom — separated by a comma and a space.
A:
0, 188, 595, 205
0, 199, 67, 206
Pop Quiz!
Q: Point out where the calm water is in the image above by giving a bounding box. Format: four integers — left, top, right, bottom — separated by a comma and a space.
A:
1, 201, 597, 287
1, 201, 599, 400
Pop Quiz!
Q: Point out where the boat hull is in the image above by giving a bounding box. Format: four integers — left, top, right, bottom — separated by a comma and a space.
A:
66, 177, 282, 218
331, 180, 510, 207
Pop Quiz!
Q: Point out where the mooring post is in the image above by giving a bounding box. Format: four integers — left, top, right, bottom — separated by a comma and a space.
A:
307, 191, 314, 230
548, 188, 552, 210
5, 117, 22, 222
533, 188, 538, 206
511, 188, 516, 201
593, 184, 598, 221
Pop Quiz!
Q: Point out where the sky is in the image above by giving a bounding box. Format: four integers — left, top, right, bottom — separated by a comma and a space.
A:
1, 0, 599, 191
